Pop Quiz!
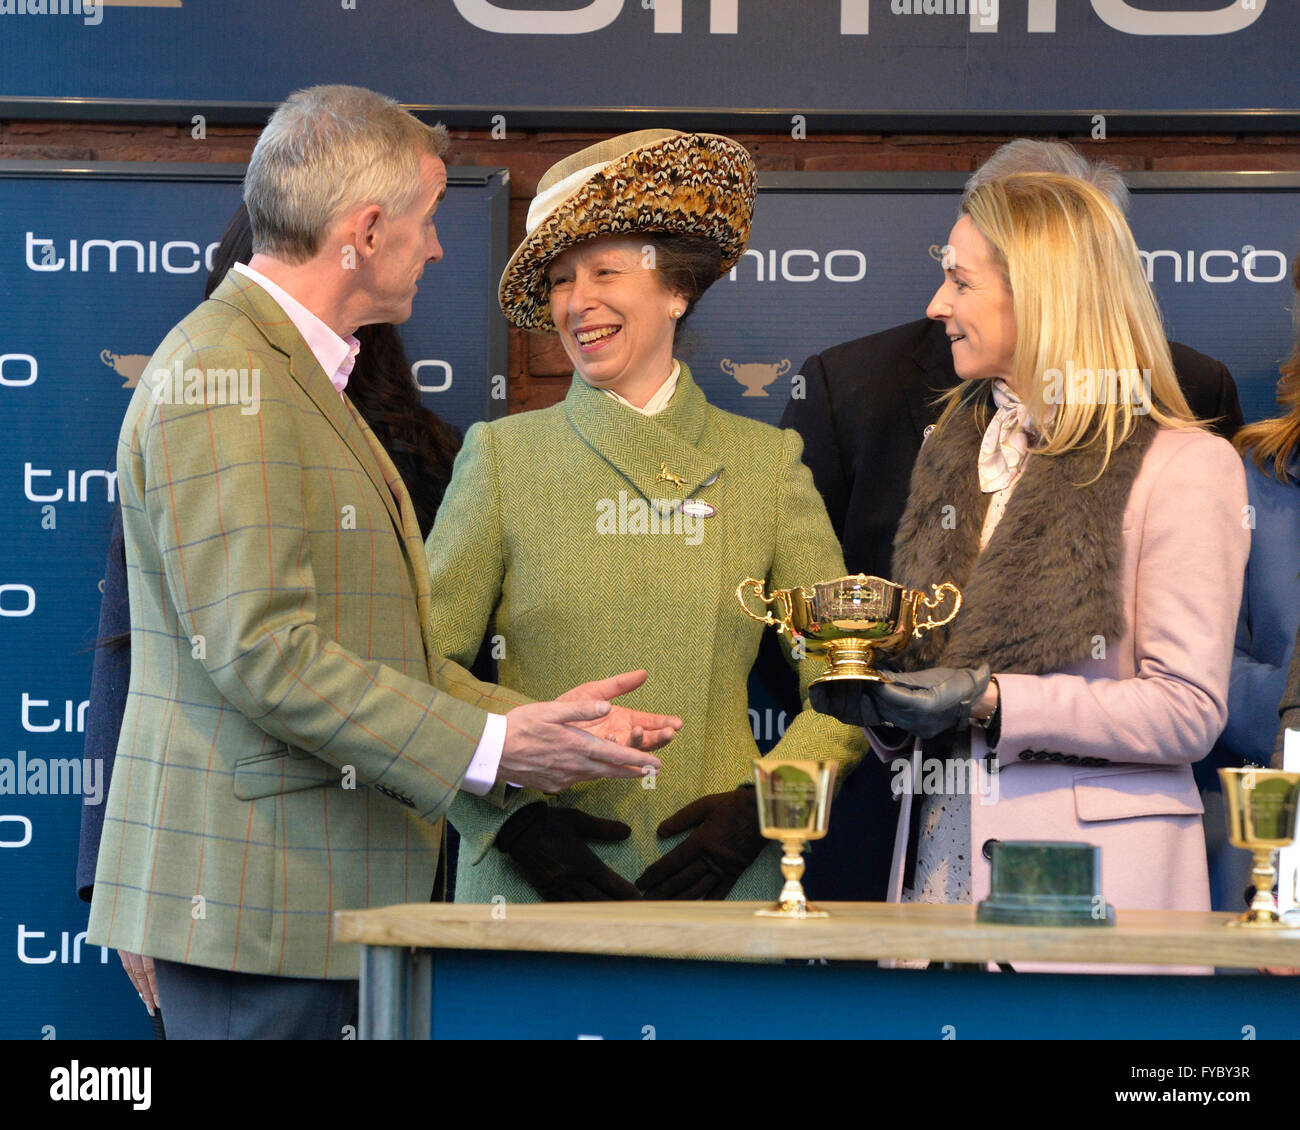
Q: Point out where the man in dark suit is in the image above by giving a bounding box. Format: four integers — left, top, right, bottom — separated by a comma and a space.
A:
782, 140, 1244, 901
1277, 627, 1300, 768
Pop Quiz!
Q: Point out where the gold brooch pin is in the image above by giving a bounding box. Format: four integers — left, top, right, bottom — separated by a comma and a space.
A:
656, 461, 686, 488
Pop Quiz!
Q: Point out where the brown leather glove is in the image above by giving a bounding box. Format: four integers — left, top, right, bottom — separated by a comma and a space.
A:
635, 787, 767, 899
496, 802, 640, 901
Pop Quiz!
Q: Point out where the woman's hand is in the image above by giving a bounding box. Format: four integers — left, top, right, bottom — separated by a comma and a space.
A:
808, 680, 884, 728
495, 801, 641, 901
635, 787, 767, 899
868, 663, 992, 739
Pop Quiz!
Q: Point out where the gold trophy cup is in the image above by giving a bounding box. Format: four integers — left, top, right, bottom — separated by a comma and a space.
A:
752, 759, 837, 918
1218, 767, 1300, 928
737, 573, 961, 684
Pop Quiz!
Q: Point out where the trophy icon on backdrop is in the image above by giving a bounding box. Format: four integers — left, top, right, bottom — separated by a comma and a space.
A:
737, 573, 961, 685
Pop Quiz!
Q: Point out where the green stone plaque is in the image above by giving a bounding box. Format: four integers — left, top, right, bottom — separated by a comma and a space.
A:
976, 840, 1114, 927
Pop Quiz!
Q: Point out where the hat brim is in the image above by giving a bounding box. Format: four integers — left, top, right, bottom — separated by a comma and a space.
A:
498, 132, 756, 332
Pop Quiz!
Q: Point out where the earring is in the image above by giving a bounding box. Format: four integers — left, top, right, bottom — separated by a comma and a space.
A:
671, 308, 683, 319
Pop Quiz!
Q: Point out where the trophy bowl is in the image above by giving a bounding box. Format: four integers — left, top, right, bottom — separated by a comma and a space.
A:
1218, 767, 1300, 928
752, 759, 837, 918
737, 573, 960, 685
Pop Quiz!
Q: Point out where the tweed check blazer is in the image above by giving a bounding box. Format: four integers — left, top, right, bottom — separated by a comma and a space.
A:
425, 365, 866, 905
87, 273, 526, 979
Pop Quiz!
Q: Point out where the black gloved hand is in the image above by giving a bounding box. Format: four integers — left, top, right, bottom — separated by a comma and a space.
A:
868, 663, 992, 739
808, 680, 884, 728
635, 787, 768, 900
495, 801, 640, 901
808, 656, 901, 727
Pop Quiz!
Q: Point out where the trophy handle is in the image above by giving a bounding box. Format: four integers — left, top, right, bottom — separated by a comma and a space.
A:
737, 577, 787, 634
911, 582, 961, 638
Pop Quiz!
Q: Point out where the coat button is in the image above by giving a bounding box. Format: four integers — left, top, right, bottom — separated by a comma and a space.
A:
982, 838, 999, 861
375, 784, 415, 807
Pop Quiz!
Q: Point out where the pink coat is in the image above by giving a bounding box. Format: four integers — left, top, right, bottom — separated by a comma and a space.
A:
873, 427, 1250, 973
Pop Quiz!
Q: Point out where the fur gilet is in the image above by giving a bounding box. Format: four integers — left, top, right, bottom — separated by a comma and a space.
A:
890, 395, 1158, 675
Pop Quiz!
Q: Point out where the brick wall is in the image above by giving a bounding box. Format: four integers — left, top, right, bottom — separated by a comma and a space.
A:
4, 119, 1298, 412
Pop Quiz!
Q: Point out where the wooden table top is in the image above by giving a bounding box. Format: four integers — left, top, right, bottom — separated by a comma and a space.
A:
333, 900, 1300, 970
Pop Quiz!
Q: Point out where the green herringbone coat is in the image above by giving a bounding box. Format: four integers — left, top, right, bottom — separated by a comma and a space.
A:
425, 366, 865, 905
87, 273, 525, 979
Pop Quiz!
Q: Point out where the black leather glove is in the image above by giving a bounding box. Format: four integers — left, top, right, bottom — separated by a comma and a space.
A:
495, 801, 640, 901
808, 680, 884, 728
868, 663, 992, 739
808, 656, 901, 727
635, 787, 768, 900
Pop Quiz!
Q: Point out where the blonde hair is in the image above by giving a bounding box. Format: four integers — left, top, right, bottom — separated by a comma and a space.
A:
1235, 251, 1300, 480
245, 84, 450, 263
936, 173, 1198, 478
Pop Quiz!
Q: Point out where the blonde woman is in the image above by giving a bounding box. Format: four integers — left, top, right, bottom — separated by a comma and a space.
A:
813, 174, 1249, 966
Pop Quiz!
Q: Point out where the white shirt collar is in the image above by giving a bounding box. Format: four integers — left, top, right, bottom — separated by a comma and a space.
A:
603, 360, 681, 416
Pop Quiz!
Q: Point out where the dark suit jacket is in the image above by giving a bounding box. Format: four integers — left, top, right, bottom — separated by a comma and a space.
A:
778, 316, 1244, 900
1277, 628, 1300, 768
77, 503, 130, 902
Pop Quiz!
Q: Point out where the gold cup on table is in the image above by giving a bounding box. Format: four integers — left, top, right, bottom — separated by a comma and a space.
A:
1218, 767, 1300, 928
736, 573, 960, 685
751, 759, 837, 919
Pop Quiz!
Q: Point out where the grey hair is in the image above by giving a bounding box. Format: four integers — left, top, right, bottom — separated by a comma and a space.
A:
244, 85, 450, 263
965, 139, 1130, 215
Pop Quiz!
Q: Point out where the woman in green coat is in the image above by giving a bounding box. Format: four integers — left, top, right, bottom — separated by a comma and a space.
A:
425, 130, 864, 904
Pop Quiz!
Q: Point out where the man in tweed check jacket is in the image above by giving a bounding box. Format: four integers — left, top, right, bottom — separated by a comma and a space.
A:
86, 86, 675, 1039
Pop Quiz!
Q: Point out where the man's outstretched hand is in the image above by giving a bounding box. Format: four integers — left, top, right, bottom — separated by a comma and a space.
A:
561, 670, 682, 751
500, 670, 681, 794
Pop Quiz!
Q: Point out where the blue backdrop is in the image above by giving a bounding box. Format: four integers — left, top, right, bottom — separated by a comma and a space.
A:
0, 0, 1292, 118
1, 165, 1296, 1039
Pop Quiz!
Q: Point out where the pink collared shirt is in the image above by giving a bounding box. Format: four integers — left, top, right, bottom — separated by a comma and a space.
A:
231, 262, 359, 395
227, 262, 506, 796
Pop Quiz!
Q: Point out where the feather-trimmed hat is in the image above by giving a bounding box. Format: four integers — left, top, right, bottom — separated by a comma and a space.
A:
498, 129, 757, 332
